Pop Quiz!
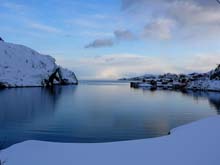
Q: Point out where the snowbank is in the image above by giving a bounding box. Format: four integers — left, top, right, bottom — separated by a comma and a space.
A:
0, 42, 78, 87
1, 116, 220, 165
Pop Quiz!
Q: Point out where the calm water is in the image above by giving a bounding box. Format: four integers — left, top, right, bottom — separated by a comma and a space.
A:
0, 81, 220, 149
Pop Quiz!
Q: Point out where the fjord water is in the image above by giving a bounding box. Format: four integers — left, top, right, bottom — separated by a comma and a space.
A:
0, 81, 219, 149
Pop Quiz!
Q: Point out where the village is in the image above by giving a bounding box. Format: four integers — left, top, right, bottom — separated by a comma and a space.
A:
129, 65, 220, 92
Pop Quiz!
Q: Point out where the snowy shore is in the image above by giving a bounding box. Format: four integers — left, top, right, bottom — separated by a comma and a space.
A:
1, 116, 220, 165
0, 40, 78, 87
127, 65, 220, 92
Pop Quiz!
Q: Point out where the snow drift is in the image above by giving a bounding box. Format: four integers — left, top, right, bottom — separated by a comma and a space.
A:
0, 41, 78, 87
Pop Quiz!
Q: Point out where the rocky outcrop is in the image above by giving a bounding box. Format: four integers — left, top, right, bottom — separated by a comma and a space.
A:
43, 67, 78, 87
58, 67, 78, 85
0, 37, 4, 42
0, 41, 78, 88
210, 64, 220, 80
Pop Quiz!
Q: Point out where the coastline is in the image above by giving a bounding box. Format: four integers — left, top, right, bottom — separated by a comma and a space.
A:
1, 115, 220, 165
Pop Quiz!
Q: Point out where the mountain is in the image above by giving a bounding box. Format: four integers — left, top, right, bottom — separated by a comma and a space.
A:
0, 40, 78, 87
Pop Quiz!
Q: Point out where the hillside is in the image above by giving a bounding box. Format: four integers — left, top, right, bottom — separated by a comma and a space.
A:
0, 40, 78, 87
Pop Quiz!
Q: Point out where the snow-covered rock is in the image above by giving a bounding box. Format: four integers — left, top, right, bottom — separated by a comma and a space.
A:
59, 67, 78, 85
0, 41, 78, 87
138, 83, 153, 88
1, 116, 220, 165
187, 80, 220, 92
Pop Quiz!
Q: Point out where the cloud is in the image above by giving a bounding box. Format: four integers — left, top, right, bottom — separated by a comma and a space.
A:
87, 0, 220, 48
121, 0, 218, 10
66, 19, 101, 29
65, 13, 115, 30
114, 29, 135, 40
79, 31, 113, 38
120, 0, 220, 41
1, 2, 25, 11
142, 18, 175, 40
167, 1, 220, 26
85, 39, 114, 48
181, 53, 220, 73
84, 29, 136, 48
29, 23, 61, 33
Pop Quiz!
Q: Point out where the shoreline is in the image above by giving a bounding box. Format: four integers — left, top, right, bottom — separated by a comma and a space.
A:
1, 115, 220, 165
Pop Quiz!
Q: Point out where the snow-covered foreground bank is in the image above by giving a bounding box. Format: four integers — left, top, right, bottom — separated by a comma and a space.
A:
1, 116, 220, 165
0, 41, 78, 87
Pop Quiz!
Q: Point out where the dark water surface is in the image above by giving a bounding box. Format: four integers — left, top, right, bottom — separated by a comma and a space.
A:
0, 81, 220, 149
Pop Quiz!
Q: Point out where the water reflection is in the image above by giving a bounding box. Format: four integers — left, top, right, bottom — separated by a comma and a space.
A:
0, 87, 62, 123
140, 88, 220, 113
0, 83, 219, 149
0, 86, 77, 149
180, 90, 220, 114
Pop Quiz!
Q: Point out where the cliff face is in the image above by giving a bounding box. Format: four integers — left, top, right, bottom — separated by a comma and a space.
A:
0, 41, 78, 87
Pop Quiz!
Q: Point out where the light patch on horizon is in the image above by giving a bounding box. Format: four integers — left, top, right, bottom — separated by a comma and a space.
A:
55, 53, 220, 80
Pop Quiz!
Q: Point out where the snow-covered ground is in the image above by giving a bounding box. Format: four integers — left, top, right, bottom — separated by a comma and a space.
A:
187, 80, 220, 92
0, 41, 77, 87
1, 116, 220, 165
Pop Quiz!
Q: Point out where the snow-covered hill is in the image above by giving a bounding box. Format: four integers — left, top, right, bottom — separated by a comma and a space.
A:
0, 40, 78, 87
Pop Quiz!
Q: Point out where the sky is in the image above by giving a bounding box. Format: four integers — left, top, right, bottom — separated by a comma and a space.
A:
1, 0, 220, 80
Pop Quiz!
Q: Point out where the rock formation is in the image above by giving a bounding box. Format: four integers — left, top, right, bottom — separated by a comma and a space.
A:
0, 41, 78, 88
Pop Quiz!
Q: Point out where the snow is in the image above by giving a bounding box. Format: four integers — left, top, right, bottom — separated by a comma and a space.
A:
126, 65, 220, 92
138, 83, 153, 88
1, 116, 220, 165
59, 67, 78, 84
0, 42, 77, 87
187, 80, 220, 92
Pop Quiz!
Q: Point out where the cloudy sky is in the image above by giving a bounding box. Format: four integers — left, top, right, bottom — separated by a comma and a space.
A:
1, 0, 220, 79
